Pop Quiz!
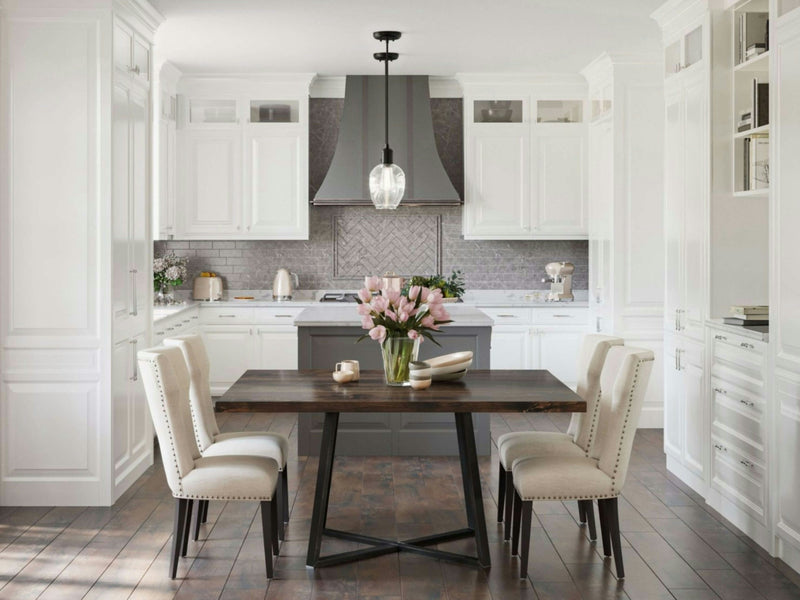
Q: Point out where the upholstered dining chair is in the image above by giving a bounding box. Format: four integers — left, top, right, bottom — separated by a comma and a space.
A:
164, 334, 290, 541
496, 334, 624, 541
138, 345, 280, 579
511, 346, 655, 579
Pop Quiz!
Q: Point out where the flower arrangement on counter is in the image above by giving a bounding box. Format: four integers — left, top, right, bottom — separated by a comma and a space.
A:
404, 269, 465, 301
356, 276, 453, 385
153, 252, 188, 302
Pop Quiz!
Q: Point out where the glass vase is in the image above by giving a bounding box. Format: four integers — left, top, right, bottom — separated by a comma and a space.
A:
155, 283, 175, 305
381, 336, 420, 386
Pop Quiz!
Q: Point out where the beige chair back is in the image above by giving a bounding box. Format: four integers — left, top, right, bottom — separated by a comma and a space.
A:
566, 334, 624, 454
138, 346, 201, 496
164, 334, 220, 452
593, 346, 655, 493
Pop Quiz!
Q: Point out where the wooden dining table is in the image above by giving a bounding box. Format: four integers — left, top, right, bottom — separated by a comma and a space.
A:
216, 369, 585, 569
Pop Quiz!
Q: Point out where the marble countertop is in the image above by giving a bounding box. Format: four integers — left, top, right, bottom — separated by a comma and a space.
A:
706, 319, 769, 342
294, 304, 495, 327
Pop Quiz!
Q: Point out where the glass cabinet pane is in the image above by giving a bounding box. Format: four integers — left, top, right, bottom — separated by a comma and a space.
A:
189, 99, 237, 124
473, 100, 523, 123
249, 100, 299, 123
684, 26, 703, 69
537, 100, 582, 123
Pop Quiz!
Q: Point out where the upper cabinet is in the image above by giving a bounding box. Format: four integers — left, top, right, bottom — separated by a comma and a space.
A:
459, 77, 588, 240
167, 75, 314, 240
113, 19, 150, 87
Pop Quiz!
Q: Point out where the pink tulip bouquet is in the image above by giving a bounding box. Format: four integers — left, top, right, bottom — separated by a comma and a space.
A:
356, 276, 453, 385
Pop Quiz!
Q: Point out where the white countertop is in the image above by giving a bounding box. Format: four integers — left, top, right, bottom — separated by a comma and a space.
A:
293, 304, 495, 327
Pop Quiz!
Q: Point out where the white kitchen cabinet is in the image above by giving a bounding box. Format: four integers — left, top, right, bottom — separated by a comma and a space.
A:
157, 63, 180, 239
179, 130, 242, 236
243, 129, 308, 238
459, 76, 588, 240
113, 19, 150, 87
174, 75, 313, 240
464, 128, 531, 238
663, 333, 706, 493
255, 326, 299, 370
582, 55, 665, 426
533, 126, 587, 236
490, 327, 531, 370
203, 326, 253, 393
538, 328, 583, 387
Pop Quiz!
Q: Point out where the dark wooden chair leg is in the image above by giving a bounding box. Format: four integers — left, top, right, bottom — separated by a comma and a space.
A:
170, 498, 188, 579
193, 499, 203, 541
497, 463, 506, 522
597, 498, 612, 557
580, 500, 597, 541
281, 468, 289, 524
504, 470, 514, 540
276, 474, 285, 542
260, 501, 274, 578
607, 497, 624, 578
270, 497, 280, 555
200, 500, 209, 524
511, 488, 523, 556
181, 499, 193, 557
577, 500, 586, 523
519, 500, 533, 579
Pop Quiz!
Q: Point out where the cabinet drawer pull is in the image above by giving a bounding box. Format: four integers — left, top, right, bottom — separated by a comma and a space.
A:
739, 399, 755, 408
739, 459, 754, 469
713, 387, 727, 395
714, 443, 726, 452
218, 314, 237, 318
274, 314, 293, 318
129, 65, 141, 75
740, 342, 755, 349
182, 319, 191, 324
191, 315, 199, 320
166, 327, 175, 331
155, 330, 165, 336
715, 334, 727, 341
551, 314, 573, 318
496, 314, 517, 318
129, 268, 138, 316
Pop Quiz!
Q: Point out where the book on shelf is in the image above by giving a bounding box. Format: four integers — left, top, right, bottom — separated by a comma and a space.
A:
723, 317, 769, 326
746, 43, 766, 58
743, 137, 750, 190
752, 79, 769, 128
750, 133, 769, 190
738, 12, 769, 64
728, 313, 768, 321
731, 305, 769, 316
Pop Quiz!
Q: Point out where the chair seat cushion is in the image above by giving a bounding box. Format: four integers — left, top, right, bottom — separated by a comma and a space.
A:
512, 455, 617, 501
497, 431, 584, 469
208, 432, 289, 468
180, 455, 279, 501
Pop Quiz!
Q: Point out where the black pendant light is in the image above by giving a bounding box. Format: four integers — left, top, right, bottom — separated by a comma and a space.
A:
368, 31, 406, 210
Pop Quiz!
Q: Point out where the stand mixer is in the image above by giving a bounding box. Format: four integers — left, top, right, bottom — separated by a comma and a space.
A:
542, 262, 575, 302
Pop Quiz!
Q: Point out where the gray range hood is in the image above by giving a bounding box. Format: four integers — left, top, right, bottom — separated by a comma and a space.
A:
313, 75, 461, 206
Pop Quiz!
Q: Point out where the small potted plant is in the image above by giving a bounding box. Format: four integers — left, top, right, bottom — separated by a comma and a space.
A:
153, 251, 188, 305
404, 269, 465, 302
356, 276, 452, 386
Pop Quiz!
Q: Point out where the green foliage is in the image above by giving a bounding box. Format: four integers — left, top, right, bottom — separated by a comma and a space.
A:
404, 270, 465, 298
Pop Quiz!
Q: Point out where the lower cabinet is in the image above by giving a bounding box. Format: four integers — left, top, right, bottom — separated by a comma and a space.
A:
112, 332, 151, 497
490, 327, 532, 370
203, 326, 254, 393
663, 333, 705, 492
254, 326, 298, 370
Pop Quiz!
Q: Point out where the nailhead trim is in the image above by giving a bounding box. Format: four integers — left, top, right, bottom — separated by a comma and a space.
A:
174, 493, 274, 501
582, 387, 603, 458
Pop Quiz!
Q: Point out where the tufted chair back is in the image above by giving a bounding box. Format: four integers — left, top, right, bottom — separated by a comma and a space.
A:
164, 334, 220, 452
566, 334, 624, 454
138, 346, 201, 496
593, 346, 654, 494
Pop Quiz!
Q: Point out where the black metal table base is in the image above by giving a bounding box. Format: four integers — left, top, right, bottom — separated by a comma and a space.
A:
306, 412, 492, 569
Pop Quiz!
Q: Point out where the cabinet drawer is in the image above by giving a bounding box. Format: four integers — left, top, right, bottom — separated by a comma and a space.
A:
710, 439, 766, 523
480, 307, 532, 325
534, 307, 588, 325
711, 379, 765, 455
711, 330, 766, 372
199, 307, 254, 324
254, 307, 305, 324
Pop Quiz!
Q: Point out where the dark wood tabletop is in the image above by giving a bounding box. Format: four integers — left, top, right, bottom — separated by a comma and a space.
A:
216, 369, 586, 413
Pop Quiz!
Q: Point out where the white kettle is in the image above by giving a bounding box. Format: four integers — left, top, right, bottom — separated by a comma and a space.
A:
272, 268, 299, 301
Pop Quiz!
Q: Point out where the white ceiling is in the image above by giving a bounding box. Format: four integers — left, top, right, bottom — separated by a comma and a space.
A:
152, 0, 666, 76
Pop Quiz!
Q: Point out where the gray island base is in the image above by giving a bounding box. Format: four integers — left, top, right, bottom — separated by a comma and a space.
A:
295, 305, 493, 456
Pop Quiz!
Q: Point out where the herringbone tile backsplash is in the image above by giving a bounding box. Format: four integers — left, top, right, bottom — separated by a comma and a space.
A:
156, 98, 588, 291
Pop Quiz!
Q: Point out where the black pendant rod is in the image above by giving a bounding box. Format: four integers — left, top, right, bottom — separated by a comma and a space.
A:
373, 31, 401, 165
384, 37, 389, 151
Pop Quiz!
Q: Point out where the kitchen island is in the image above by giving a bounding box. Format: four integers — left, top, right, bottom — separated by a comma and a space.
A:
294, 304, 493, 456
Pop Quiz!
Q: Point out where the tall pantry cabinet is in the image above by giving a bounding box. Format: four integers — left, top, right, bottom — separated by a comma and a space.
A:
770, 3, 800, 575
582, 54, 666, 428
0, 0, 162, 505
652, 0, 711, 495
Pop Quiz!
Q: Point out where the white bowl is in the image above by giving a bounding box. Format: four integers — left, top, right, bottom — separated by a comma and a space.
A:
425, 351, 473, 369
428, 358, 473, 377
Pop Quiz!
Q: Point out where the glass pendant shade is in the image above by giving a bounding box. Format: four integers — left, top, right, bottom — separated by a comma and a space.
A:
369, 162, 406, 210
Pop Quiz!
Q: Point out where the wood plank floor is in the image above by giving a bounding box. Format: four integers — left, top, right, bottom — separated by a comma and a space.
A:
1, 411, 799, 600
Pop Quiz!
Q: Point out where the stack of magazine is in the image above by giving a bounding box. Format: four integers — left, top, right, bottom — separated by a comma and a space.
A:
723, 305, 768, 326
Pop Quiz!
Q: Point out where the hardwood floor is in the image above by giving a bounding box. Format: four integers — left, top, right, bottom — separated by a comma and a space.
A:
1, 411, 799, 600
